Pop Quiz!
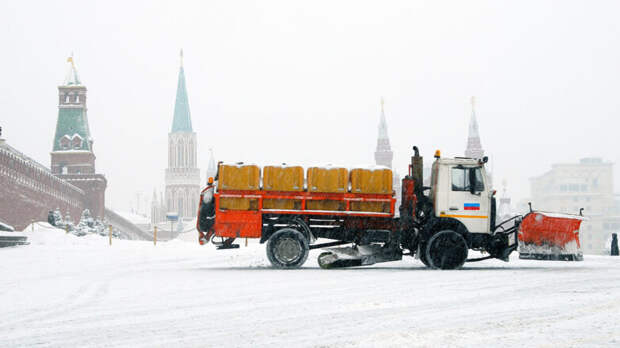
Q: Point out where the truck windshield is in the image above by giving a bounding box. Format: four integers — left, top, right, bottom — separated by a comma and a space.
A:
451, 167, 484, 192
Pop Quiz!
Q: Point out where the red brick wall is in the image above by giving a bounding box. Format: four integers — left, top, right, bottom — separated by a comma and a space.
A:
0, 147, 87, 230
60, 174, 107, 220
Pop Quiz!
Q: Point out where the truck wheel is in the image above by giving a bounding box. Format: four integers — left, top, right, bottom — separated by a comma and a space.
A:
266, 228, 309, 269
425, 230, 468, 270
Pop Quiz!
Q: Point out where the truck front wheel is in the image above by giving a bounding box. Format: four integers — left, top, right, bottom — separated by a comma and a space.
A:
266, 228, 309, 269
425, 230, 468, 270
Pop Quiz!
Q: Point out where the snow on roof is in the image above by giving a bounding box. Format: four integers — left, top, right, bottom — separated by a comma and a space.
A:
0, 220, 15, 232
531, 211, 589, 221
350, 164, 392, 171
0, 143, 67, 178
262, 163, 304, 169
220, 162, 259, 167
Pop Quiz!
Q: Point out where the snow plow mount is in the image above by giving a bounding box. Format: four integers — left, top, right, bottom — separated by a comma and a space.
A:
317, 243, 402, 269
213, 236, 240, 250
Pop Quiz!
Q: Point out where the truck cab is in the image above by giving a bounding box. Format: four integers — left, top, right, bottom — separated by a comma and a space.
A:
429, 155, 494, 235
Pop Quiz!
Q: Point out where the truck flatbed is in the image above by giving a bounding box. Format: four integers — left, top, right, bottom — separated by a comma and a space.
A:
212, 189, 396, 239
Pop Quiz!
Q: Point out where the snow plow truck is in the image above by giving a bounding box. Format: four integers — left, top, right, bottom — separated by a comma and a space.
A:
196, 147, 585, 269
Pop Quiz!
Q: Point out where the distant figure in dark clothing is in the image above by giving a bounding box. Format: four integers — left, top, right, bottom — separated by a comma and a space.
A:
611, 233, 619, 256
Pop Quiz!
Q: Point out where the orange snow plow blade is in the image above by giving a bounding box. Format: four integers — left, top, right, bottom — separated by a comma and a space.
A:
518, 212, 586, 261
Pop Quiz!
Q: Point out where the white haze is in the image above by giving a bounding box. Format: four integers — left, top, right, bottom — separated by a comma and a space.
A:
1, 0, 619, 212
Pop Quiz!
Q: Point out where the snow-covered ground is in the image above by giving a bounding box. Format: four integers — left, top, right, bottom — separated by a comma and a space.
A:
1, 224, 619, 347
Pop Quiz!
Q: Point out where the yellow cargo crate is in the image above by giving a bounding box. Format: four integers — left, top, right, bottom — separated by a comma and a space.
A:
219, 164, 260, 191
350, 167, 393, 194
349, 201, 391, 213
307, 167, 348, 193
263, 199, 302, 210
263, 165, 304, 191
219, 197, 259, 210
306, 200, 346, 211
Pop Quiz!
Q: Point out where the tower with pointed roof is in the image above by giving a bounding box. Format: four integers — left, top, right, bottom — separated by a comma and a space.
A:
373, 98, 400, 207
465, 96, 492, 187
374, 97, 394, 168
165, 50, 200, 220
51, 55, 107, 219
465, 96, 485, 160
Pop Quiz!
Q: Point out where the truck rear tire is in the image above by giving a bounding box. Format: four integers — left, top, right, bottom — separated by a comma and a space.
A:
266, 228, 309, 269
425, 230, 468, 270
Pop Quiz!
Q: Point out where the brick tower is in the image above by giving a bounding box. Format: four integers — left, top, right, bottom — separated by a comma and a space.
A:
50, 55, 107, 219
165, 50, 200, 220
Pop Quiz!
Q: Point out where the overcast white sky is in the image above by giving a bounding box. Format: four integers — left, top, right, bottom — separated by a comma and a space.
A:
2, 0, 619, 213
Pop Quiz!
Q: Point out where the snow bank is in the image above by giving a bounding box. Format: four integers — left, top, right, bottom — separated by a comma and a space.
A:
0, 230, 25, 238
519, 240, 583, 256
2, 226, 619, 347
21, 222, 109, 246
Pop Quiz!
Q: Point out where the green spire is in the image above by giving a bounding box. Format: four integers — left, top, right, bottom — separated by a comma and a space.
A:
53, 55, 91, 152
171, 49, 193, 133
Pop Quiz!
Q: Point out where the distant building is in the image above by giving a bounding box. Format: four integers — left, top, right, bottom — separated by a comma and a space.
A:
529, 157, 620, 254
150, 189, 165, 225
497, 179, 519, 224
157, 50, 201, 222
464, 96, 492, 188
374, 98, 401, 209
465, 96, 485, 160
50, 55, 107, 219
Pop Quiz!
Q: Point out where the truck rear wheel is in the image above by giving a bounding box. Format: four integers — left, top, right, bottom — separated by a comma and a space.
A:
266, 228, 309, 269
425, 230, 468, 270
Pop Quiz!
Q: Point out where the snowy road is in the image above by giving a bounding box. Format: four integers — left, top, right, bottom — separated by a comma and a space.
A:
1, 226, 619, 347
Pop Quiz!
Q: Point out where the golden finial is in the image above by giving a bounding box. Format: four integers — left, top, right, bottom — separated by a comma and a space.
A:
470, 96, 476, 111
381, 97, 385, 113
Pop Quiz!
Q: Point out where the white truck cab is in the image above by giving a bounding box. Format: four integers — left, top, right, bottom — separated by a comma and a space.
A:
429, 156, 493, 234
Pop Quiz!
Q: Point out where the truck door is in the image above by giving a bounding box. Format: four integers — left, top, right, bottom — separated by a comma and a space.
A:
446, 165, 489, 233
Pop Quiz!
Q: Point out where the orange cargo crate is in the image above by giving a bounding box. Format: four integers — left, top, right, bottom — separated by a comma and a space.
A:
307, 166, 348, 193
350, 167, 393, 194
219, 197, 258, 210
263, 165, 304, 191
219, 164, 260, 191
349, 201, 391, 213
306, 199, 346, 211
263, 198, 301, 210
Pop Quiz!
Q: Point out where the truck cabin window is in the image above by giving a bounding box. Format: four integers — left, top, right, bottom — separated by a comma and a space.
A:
451, 167, 484, 192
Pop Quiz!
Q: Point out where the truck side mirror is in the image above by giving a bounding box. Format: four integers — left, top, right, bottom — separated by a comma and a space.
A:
469, 169, 477, 195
